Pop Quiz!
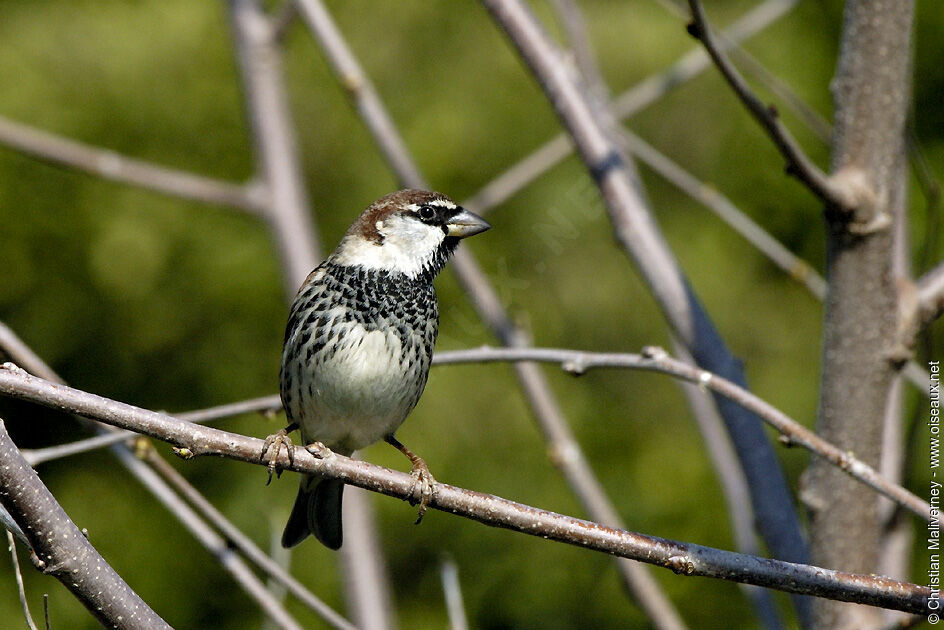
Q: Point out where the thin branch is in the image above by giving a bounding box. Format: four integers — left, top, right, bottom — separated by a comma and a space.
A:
295, 0, 426, 190
10, 340, 930, 521
296, 3, 685, 626
1, 503, 29, 548
23, 430, 137, 466
7, 530, 39, 630
22, 395, 282, 465
684, 0, 851, 209
174, 394, 283, 423
432, 346, 930, 520
105, 442, 306, 630
0, 418, 172, 630
669, 340, 782, 630
140, 443, 356, 630
549, 0, 609, 101
623, 129, 827, 299
339, 486, 397, 630
0, 367, 929, 614
0, 115, 265, 215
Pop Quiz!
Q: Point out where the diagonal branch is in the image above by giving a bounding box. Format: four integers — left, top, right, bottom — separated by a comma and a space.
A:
463, 0, 800, 214
684, 0, 851, 209
0, 365, 930, 614
480, 4, 811, 621
0, 418, 172, 630
137, 443, 356, 630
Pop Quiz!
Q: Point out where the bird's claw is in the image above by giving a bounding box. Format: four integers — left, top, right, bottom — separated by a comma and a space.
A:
407, 459, 436, 525
261, 428, 295, 485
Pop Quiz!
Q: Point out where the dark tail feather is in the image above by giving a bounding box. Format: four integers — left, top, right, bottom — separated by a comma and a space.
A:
281, 476, 345, 550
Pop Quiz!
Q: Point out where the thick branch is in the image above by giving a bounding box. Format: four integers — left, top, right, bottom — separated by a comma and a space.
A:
0, 418, 172, 630
0, 365, 929, 614
806, 0, 915, 627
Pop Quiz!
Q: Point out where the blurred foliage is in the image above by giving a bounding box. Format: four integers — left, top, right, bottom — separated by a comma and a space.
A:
0, 0, 941, 628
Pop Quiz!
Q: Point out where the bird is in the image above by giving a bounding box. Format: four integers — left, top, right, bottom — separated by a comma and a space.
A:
267, 189, 490, 550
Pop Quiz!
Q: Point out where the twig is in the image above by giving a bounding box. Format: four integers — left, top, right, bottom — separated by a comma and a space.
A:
0, 115, 264, 215
22, 395, 282, 465
7, 530, 39, 630
0, 368, 929, 613
339, 486, 397, 630
549, 0, 609, 101
1, 503, 29, 548
669, 340, 782, 630
684, 0, 850, 209
295, 0, 426, 190
0, 418, 172, 630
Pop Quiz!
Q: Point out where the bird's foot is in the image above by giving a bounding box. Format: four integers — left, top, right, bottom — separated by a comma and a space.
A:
303, 441, 333, 459
407, 457, 436, 525
384, 434, 437, 524
260, 423, 297, 484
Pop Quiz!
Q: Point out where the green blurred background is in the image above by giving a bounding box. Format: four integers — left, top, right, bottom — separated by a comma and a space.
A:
0, 0, 941, 627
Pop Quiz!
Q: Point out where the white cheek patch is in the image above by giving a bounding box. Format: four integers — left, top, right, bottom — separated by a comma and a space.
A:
333, 214, 444, 277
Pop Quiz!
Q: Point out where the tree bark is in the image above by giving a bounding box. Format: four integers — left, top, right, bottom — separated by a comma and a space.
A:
804, 0, 915, 627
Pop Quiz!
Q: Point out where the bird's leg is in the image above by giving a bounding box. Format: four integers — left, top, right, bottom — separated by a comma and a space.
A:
260, 422, 298, 484
384, 434, 436, 524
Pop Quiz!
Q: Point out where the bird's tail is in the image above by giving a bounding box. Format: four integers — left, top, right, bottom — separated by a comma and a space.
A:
281, 475, 345, 550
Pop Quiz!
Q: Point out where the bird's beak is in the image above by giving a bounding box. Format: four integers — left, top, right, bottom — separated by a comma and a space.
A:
446, 209, 491, 239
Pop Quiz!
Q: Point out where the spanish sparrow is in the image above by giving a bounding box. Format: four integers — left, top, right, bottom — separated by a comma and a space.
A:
273, 189, 490, 549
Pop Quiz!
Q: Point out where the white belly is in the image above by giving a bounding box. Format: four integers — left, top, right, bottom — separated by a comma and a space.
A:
294, 322, 426, 453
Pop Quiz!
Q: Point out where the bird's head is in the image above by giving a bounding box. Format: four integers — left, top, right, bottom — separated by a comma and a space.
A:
331, 190, 490, 278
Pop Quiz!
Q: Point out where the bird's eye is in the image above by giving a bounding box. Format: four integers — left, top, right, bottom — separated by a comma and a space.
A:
418, 205, 436, 221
